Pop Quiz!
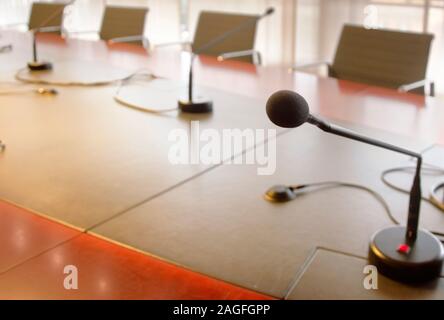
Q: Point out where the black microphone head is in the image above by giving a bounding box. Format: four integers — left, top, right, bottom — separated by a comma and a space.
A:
265, 7, 275, 15
266, 90, 310, 128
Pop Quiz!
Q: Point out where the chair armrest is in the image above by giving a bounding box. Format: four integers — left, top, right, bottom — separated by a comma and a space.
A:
108, 35, 150, 49
289, 61, 330, 72
153, 41, 192, 49
217, 49, 262, 65
398, 79, 435, 97
67, 30, 99, 35
33, 26, 63, 33
108, 35, 143, 43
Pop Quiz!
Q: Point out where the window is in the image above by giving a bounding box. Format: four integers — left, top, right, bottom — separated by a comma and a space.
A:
1, 0, 443, 93
295, 0, 444, 93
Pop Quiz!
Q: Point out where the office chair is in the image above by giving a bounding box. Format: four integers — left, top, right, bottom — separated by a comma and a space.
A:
67, 5, 149, 46
156, 11, 262, 65
98, 5, 149, 45
291, 24, 435, 96
1, 1, 69, 34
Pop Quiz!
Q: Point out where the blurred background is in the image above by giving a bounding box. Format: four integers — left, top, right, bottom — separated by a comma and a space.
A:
1, 0, 443, 94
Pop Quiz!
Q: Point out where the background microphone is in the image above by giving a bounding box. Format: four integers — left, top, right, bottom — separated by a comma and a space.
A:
27, 0, 74, 71
178, 7, 275, 113
28, 26, 62, 71
266, 90, 444, 283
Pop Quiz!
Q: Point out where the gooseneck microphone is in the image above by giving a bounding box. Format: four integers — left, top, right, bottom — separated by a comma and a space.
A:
28, 26, 61, 71
266, 90, 444, 283
178, 7, 275, 113
27, 0, 74, 71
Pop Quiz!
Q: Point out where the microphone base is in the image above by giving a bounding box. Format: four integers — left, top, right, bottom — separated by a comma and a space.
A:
369, 226, 444, 283
264, 185, 297, 203
27, 61, 53, 71
178, 99, 213, 113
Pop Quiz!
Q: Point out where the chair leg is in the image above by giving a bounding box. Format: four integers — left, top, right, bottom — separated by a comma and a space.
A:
0, 140, 5, 151
255, 51, 262, 66
430, 82, 435, 97
142, 37, 151, 50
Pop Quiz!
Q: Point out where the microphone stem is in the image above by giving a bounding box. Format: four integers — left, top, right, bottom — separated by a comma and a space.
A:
406, 158, 421, 244
183, 8, 273, 105
307, 115, 420, 158
32, 30, 37, 62
188, 54, 195, 102
308, 114, 422, 243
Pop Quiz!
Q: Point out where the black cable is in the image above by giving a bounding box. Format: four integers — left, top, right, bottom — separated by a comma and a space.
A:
15, 66, 154, 87
290, 181, 397, 224
114, 71, 179, 113
381, 165, 444, 208
380, 164, 444, 239
289, 181, 444, 241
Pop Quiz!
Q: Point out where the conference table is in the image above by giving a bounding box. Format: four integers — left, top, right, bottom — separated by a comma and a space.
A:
0, 30, 444, 299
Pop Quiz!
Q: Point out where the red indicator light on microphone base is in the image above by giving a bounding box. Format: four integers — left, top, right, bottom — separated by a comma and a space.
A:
397, 244, 411, 254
